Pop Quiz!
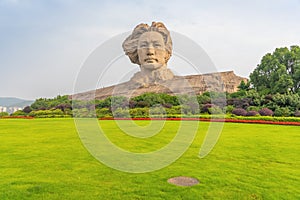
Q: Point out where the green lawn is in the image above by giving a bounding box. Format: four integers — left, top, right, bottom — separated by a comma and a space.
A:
0, 119, 299, 199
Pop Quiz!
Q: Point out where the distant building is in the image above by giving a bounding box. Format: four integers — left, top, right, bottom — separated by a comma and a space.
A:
0, 106, 7, 113
0, 106, 23, 114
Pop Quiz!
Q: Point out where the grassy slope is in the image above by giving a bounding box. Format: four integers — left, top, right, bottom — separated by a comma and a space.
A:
0, 119, 299, 199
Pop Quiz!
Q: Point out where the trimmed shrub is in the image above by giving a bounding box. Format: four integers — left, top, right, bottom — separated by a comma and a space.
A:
72, 108, 95, 118
129, 108, 149, 118
246, 106, 260, 112
201, 104, 214, 113
294, 110, 300, 117
11, 110, 27, 116
181, 105, 193, 115
259, 108, 274, 116
149, 106, 166, 115
274, 107, 292, 117
113, 108, 130, 118
208, 106, 224, 114
223, 105, 234, 114
96, 108, 112, 118
136, 101, 150, 108
246, 110, 259, 116
166, 106, 182, 115
0, 112, 9, 117
162, 103, 172, 108
197, 95, 211, 104
227, 98, 251, 109
232, 108, 247, 116
128, 100, 137, 109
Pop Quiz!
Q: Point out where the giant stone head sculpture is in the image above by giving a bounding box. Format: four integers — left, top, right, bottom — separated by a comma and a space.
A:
122, 22, 174, 85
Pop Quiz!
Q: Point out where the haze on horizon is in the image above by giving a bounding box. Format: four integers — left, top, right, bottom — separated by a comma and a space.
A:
1, 0, 299, 100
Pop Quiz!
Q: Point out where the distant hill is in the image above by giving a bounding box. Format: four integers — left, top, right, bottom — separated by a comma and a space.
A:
0, 97, 33, 107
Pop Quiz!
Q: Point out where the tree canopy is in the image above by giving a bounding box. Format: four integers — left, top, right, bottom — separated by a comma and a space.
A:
250, 45, 300, 94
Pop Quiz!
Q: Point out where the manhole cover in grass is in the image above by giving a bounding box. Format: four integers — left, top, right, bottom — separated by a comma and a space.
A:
167, 176, 199, 186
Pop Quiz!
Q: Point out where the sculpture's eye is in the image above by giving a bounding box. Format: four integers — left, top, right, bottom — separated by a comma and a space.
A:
139, 42, 148, 48
154, 43, 162, 48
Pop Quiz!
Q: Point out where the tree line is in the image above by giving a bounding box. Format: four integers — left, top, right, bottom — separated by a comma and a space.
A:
3, 90, 299, 118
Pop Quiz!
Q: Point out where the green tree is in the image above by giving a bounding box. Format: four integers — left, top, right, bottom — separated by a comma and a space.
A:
31, 95, 71, 110
0, 112, 9, 117
238, 80, 250, 91
11, 110, 27, 116
230, 80, 250, 99
250, 45, 300, 94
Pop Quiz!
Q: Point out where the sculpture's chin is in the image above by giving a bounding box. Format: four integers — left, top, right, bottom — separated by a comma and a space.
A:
142, 63, 165, 70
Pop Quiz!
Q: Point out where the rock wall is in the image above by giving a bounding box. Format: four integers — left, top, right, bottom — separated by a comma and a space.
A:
72, 71, 248, 100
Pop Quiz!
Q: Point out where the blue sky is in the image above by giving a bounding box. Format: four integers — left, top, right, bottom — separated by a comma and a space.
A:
1, 0, 300, 100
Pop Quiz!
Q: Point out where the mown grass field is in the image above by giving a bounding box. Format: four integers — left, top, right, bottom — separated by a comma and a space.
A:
0, 119, 299, 199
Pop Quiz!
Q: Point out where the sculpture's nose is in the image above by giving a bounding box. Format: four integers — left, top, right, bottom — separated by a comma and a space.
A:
146, 47, 155, 55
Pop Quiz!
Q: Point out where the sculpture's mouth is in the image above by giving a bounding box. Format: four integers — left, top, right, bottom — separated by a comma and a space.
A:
145, 58, 158, 63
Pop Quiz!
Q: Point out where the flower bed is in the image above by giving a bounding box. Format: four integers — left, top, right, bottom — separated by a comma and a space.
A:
0, 116, 34, 119
201, 118, 300, 126
99, 117, 300, 126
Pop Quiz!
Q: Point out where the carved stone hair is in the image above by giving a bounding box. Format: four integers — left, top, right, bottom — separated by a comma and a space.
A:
122, 22, 172, 65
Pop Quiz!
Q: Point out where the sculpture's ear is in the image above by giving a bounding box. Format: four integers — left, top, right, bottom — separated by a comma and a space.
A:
165, 52, 171, 64
165, 56, 168, 63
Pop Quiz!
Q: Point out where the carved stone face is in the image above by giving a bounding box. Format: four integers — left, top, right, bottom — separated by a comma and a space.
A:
137, 31, 167, 70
